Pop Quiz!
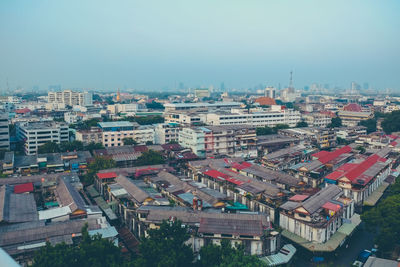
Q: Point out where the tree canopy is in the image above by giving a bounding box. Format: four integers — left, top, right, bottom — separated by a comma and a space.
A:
135, 150, 165, 166
38, 141, 60, 154
381, 110, 400, 134
37, 141, 103, 154
135, 220, 193, 267
361, 178, 400, 258
124, 116, 164, 125
327, 117, 342, 128
31, 224, 129, 267
296, 120, 308, 128
198, 239, 265, 267
146, 101, 165, 110
123, 138, 137, 146
256, 124, 289, 136
83, 156, 116, 185
359, 118, 377, 134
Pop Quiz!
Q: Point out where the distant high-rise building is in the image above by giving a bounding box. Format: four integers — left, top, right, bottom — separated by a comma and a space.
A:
363, 82, 369, 90
220, 82, 225, 91
264, 87, 276, 98
0, 112, 10, 150
179, 82, 184, 90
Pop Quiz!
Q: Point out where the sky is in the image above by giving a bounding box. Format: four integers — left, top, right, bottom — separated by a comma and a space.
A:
0, 0, 399, 91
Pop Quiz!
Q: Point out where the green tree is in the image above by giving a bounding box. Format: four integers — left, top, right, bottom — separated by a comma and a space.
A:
135, 150, 165, 166
60, 140, 84, 152
381, 110, 400, 134
123, 138, 137, 146
296, 120, 308, 128
337, 137, 350, 145
359, 118, 377, 134
355, 145, 366, 154
327, 117, 342, 128
85, 142, 104, 152
135, 220, 193, 267
146, 101, 165, 110
83, 156, 116, 185
38, 141, 60, 154
198, 239, 265, 267
31, 224, 129, 267
362, 192, 400, 258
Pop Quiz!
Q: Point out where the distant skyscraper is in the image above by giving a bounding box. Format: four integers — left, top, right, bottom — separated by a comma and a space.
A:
220, 82, 225, 91
363, 82, 369, 90
179, 82, 184, 90
264, 87, 276, 98
324, 83, 330, 89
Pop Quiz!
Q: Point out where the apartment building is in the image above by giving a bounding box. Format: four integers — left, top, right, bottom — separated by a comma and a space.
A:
279, 128, 337, 148
279, 185, 359, 252
16, 121, 69, 155
164, 102, 242, 112
48, 90, 93, 107
179, 125, 257, 158
75, 127, 103, 145
164, 110, 207, 126
98, 121, 154, 147
302, 113, 332, 128
338, 110, 373, 127
205, 109, 301, 127
0, 112, 10, 150
154, 123, 181, 144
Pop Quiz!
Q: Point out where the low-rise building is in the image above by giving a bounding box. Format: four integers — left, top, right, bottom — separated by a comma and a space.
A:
75, 127, 103, 145
98, 121, 155, 147
324, 148, 392, 206
338, 110, 373, 127
154, 123, 181, 144
179, 125, 257, 158
205, 108, 301, 128
279, 185, 359, 252
135, 206, 279, 256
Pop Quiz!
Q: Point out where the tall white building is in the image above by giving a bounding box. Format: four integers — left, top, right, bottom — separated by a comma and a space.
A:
48, 90, 93, 107
264, 87, 276, 98
205, 109, 301, 127
0, 112, 10, 150
16, 121, 69, 155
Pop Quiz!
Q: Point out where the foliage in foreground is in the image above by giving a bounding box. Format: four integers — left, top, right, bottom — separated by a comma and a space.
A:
361, 178, 400, 258
31, 224, 130, 267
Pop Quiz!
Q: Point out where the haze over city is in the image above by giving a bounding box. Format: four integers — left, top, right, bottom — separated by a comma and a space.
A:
0, 0, 399, 91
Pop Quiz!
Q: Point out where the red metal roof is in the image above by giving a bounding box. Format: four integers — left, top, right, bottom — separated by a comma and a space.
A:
325, 171, 344, 181
97, 172, 117, 179
337, 163, 358, 172
15, 108, 31, 114
289, 194, 309, 202
322, 201, 341, 212
14, 182, 34, 194
312, 150, 329, 159
318, 146, 352, 164
134, 145, 148, 152
390, 141, 398, 146
203, 169, 231, 181
231, 161, 252, 170
225, 177, 244, 185
345, 154, 381, 183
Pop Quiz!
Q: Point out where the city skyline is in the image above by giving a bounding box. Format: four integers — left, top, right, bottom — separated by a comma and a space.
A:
0, 0, 399, 91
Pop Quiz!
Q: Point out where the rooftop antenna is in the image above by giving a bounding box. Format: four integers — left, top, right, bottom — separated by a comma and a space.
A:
289, 71, 293, 89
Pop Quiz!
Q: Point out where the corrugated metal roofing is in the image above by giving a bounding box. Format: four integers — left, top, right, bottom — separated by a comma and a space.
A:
96, 172, 117, 180
317, 146, 352, 164
13, 183, 34, 194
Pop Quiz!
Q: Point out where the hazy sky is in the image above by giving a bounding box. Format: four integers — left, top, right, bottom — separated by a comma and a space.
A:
0, 0, 399, 91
